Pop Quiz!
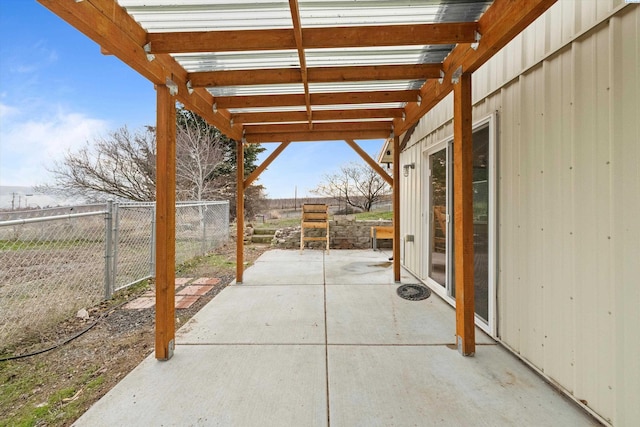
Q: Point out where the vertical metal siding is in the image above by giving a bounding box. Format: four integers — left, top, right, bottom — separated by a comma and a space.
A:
400, 145, 421, 269
540, 49, 576, 392
400, 2, 639, 425
571, 24, 616, 420
497, 81, 523, 351
517, 70, 546, 368
609, 8, 640, 427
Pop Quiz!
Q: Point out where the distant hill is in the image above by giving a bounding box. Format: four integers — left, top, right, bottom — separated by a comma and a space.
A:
0, 186, 82, 210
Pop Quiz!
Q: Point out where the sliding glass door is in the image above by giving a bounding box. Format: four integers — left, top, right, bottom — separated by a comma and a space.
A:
424, 119, 494, 333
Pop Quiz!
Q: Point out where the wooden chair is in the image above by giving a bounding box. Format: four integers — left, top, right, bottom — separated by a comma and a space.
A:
370, 226, 394, 250
300, 204, 329, 253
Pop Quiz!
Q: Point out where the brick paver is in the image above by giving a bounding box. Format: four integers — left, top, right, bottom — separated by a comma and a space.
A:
175, 295, 199, 309
177, 285, 214, 296
123, 278, 220, 310
124, 297, 155, 310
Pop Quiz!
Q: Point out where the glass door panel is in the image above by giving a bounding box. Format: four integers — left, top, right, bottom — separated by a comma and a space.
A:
428, 149, 447, 287
473, 126, 490, 323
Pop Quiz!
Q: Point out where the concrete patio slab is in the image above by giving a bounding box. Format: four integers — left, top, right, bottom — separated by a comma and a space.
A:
325, 261, 417, 285
328, 344, 599, 426
254, 248, 325, 262
326, 249, 393, 260
76, 249, 597, 427
324, 250, 417, 285
238, 260, 324, 285
74, 345, 327, 427
177, 285, 325, 344
326, 285, 494, 345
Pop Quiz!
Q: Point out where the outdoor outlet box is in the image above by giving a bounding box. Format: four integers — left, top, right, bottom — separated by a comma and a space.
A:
405, 234, 415, 242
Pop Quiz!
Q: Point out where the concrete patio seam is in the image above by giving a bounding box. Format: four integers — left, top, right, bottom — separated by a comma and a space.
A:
322, 249, 331, 427
325, 342, 498, 347
176, 342, 326, 346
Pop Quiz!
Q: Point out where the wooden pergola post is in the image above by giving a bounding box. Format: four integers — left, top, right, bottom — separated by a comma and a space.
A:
236, 140, 245, 284
453, 72, 475, 356
392, 134, 401, 282
155, 84, 176, 360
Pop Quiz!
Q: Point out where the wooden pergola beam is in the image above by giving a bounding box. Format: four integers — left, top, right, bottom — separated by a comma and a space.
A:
189, 64, 441, 88
232, 111, 308, 124
288, 0, 313, 126
37, 0, 242, 141
308, 64, 440, 83
154, 84, 176, 361
395, 0, 557, 137
147, 22, 479, 54
245, 129, 390, 143
305, 22, 478, 49
217, 90, 419, 109
190, 68, 301, 88
232, 108, 404, 124
345, 139, 393, 187
392, 135, 401, 282
236, 140, 245, 284
244, 121, 391, 135
453, 73, 475, 356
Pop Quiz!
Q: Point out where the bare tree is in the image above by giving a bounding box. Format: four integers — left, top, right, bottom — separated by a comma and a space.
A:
175, 112, 224, 201
40, 109, 265, 216
40, 126, 156, 202
312, 162, 391, 212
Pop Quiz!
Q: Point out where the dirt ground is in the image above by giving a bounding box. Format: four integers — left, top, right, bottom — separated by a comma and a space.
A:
0, 242, 270, 427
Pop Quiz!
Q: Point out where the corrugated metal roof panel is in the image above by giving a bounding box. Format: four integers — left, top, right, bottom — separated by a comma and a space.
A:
117, 0, 293, 31
208, 83, 305, 97
306, 46, 454, 67
309, 80, 425, 93
312, 102, 406, 110
298, 0, 491, 27
173, 51, 300, 72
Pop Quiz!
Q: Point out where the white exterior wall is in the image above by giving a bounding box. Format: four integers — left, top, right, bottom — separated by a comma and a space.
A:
400, 2, 639, 425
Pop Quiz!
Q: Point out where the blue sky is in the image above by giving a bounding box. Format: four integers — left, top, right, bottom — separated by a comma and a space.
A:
0, 1, 385, 199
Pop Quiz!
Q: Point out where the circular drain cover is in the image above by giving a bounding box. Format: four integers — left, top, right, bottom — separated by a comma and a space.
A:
397, 284, 431, 301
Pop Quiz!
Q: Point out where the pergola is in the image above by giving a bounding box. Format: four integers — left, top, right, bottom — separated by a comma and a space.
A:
38, 0, 556, 360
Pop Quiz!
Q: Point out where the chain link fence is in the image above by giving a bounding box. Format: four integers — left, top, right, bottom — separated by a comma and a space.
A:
0, 201, 229, 351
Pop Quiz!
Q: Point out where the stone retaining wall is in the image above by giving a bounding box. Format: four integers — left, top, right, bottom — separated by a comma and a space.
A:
271, 217, 393, 250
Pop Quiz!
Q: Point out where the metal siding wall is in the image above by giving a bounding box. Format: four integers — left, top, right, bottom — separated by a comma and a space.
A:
400, 3, 639, 425
610, 8, 640, 427
541, 48, 576, 391
497, 81, 522, 351
518, 69, 546, 368
572, 22, 616, 420
400, 146, 421, 270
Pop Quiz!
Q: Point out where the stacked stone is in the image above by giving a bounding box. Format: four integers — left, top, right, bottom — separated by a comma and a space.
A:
271, 219, 393, 250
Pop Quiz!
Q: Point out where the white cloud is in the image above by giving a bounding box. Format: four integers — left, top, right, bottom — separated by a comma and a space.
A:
0, 102, 19, 119
0, 105, 109, 186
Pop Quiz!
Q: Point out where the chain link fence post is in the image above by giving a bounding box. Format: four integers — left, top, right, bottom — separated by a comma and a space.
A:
112, 202, 119, 296
201, 204, 207, 255
150, 204, 156, 278
104, 200, 114, 299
